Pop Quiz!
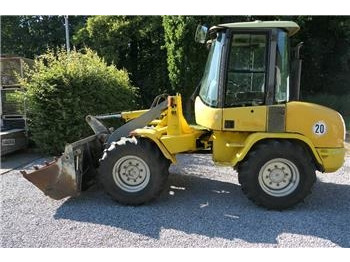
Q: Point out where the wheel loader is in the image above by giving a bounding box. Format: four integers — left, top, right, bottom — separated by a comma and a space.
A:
21, 20, 346, 210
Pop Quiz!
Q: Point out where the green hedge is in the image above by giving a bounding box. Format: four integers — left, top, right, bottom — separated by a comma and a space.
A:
20, 48, 137, 155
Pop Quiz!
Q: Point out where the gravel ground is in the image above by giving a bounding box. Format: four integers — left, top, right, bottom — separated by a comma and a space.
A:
1, 153, 349, 248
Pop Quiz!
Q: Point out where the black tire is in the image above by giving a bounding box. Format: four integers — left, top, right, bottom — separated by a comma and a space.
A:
237, 140, 316, 210
98, 137, 170, 205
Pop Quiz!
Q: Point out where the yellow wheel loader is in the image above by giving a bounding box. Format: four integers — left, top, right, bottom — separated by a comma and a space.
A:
22, 21, 346, 210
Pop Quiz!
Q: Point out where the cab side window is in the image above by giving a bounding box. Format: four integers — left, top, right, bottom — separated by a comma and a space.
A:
225, 33, 268, 107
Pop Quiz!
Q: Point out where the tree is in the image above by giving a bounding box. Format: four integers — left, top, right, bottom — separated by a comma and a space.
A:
3, 15, 349, 125
1, 15, 87, 58
163, 16, 213, 101
162, 16, 260, 98
162, 16, 350, 102
292, 16, 350, 96
162, 16, 250, 118
73, 16, 170, 107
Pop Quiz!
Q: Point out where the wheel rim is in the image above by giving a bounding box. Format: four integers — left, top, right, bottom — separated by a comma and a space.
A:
258, 158, 300, 197
112, 155, 150, 193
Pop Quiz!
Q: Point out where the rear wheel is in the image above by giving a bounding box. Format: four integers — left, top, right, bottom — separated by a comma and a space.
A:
238, 140, 316, 210
98, 137, 170, 205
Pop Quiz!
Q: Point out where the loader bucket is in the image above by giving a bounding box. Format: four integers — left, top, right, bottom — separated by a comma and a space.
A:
21, 134, 102, 200
21, 157, 77, 200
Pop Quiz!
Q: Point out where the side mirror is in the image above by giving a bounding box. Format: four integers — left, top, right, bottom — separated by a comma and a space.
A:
195, 25, 208, 44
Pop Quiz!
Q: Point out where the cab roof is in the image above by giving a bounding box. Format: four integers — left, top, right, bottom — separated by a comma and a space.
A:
218, 20, 300, 36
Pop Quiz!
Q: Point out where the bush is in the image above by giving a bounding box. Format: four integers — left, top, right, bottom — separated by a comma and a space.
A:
20, 48, 137, 155
302, 93, 350, 130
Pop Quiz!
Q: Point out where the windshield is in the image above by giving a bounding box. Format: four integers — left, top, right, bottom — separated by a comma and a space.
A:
199, 32, 225, 107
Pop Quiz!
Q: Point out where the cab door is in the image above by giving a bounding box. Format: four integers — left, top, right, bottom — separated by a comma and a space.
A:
222, 30, 274, 132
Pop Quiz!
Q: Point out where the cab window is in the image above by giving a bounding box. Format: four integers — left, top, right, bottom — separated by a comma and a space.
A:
225, 33, 268, 107
199, 32, 225, 107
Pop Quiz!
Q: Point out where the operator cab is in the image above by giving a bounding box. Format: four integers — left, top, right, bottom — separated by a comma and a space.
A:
194, 21, 302, 130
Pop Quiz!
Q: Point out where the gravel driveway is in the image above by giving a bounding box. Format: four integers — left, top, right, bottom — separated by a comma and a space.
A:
1, 153, 349, 247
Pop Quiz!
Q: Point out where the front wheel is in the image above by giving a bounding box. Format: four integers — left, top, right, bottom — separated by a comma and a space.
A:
98, 137, 170, 205
238, 140, 316, 210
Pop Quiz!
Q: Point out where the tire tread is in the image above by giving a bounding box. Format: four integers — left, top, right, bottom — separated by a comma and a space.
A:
98, 137, 170, 205
238, 139, 316, 210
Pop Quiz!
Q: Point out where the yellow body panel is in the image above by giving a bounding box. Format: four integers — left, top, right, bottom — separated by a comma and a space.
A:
234, 132, 324, 166
121, 109, 149, 122
222, 106, 267, 131
211, 131, 325, 167
211, 131, 249, 164
194, 97, 222, 130
129, 95, 345, 173
316, 148, 346, 172
286, 102, 345, 148
132, 94, 207, 163
166, 96, 193, 135
132, 128, 177, 163
208, 99, 344, 172
161, 132, 203, 154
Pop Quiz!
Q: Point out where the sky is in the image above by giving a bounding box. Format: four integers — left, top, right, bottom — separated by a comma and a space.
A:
1, 0, 348, 15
